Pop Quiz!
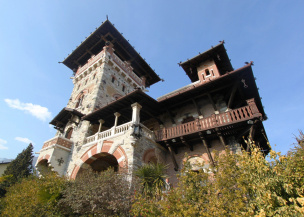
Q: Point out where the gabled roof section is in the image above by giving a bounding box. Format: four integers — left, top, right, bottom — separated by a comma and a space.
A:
50, 107, 84, 128
62, 19, 160, 87
179, 42, 234, 82
159, 63, 266, 120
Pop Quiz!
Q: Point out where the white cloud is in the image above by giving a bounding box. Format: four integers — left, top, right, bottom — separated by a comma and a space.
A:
15, 137, 33, 144
0, 138, 8, 150
4, 99, 52, 121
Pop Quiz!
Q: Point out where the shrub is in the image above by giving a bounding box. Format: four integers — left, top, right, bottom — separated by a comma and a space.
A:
58, 168, 134, 216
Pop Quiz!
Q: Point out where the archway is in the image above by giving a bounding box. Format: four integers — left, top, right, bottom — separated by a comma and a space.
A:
70, 142, 128, 179
90, 153, 119, 172
36, 159, 51, 176
76, 153, 119, 178
143, 148, 158, 164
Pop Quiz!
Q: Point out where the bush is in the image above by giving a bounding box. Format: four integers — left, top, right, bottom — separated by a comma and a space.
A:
132, 136, 304, 216
58, 168, 134, 216
1, 172, 67, 217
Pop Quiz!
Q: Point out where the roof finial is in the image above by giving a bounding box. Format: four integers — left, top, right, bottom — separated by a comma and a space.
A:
106, 15, 108, 20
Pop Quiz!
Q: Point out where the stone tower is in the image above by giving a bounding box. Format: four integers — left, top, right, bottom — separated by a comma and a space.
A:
36, 20, 162, 178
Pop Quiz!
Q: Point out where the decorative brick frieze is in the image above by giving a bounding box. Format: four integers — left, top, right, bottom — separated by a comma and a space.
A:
42, 136, 73, 150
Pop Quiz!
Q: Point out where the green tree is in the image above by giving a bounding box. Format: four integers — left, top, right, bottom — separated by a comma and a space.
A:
135, 163, 167, 199
132, 135, 304, 217
58, 168, 133, 216
1, 172, 67, 217
0, 143, 34, 198
3, 143, 34, 183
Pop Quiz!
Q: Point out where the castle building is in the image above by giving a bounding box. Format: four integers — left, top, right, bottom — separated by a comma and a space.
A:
36, 20, 269, 184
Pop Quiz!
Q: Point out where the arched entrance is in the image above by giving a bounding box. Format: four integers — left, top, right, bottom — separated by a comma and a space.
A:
90, 153, 119, 172
36, 159, 51, 176
70, 141, 128, 179
76, 153, 119, 178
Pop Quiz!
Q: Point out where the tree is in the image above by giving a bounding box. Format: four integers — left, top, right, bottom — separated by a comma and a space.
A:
132, 136, 304, 217
58, 168, 134, 216
1, 172, 67, 217
3, 143, 34, 183
0, 143, 34, 198
135, 163, 168, 199
131, 163, 168, 217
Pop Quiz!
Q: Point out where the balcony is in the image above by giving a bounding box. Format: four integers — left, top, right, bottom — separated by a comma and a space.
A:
42, 136, 73, 150
155, 98, 262, 142
84, 121, 155, 145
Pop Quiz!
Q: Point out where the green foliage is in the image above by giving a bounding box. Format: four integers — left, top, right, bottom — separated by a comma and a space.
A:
0, 144, 34, 198
3, 143, 34, 184
0, 172, 67, 217
135, 163, 167, 199
132, 134, 304, 217
58, 168, 133, 216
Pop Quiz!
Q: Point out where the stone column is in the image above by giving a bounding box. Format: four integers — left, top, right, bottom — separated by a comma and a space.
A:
114, 112, 121, 127
98, 119, 105, 132
131, 103, 142, 124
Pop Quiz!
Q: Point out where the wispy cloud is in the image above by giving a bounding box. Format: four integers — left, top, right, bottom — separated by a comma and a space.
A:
0, 138, 8, 150
4, 99, 52, 121
15, 137, 33, 144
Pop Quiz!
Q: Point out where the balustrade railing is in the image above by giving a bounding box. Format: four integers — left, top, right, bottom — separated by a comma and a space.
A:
140, 123, 155, 139
84, 122, 153, 144
155, 99, 261, 141
85, 122, 132, 144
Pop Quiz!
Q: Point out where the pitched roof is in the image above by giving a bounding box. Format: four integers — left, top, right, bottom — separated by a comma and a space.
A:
62, 20, 160, 87
179, 42, 233, 82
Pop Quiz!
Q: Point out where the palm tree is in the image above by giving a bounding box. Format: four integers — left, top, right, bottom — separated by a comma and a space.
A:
135, 163, 167, 199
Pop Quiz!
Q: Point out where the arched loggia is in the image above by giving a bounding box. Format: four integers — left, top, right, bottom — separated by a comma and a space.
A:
70, 141, 128, 179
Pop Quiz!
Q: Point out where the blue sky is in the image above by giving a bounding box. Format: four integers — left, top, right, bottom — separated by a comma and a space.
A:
0, 0, 303, 159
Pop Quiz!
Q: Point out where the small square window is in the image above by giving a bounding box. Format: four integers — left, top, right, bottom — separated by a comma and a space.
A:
205, 69, 210, 76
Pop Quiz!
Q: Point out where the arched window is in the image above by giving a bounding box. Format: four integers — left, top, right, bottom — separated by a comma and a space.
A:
75, 95, 85, 108
65, 128, 73, 139
143, 149, 158, 165
205, 69, 210, 76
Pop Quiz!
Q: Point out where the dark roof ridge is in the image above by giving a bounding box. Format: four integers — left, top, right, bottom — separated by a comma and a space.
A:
158, 63, 253, 102
179, 41, 225, 66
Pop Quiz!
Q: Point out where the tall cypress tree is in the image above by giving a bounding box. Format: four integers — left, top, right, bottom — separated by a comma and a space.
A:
3, 143, 34, 183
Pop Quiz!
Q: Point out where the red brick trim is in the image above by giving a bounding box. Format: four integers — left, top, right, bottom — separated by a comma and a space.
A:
142, 148, 156, 164
37, 154, 50, 164
70, 141, 128, 179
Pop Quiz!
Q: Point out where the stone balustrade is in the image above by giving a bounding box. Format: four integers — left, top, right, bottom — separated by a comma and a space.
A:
84, 121, 154, 144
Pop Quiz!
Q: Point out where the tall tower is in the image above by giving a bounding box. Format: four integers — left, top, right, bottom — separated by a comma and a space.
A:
36, 20, 161, 177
